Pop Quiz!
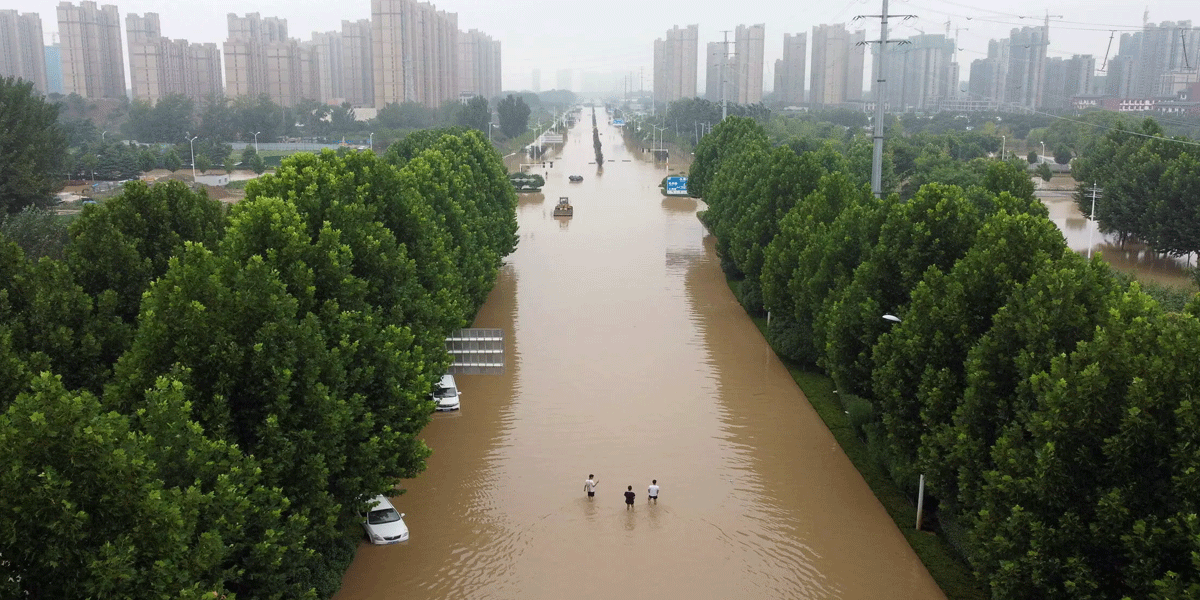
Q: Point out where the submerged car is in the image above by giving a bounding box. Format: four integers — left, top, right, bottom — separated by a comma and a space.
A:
362, 495, 409, 544
431, 373, 461, 411
569, 175, 583, 182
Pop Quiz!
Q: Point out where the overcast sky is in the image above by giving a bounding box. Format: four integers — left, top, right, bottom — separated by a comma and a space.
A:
12, 0, 1200, 93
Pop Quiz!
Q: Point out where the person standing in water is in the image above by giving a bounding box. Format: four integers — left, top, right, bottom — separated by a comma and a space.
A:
624, 485, 636, 509
647, 480, 659, 503
584, 474, 599, 498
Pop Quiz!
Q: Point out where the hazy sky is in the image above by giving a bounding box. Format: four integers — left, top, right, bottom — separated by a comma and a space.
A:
12, 0, 1200, 93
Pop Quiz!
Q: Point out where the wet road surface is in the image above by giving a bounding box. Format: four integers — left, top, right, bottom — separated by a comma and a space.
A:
333, 110, 946, 600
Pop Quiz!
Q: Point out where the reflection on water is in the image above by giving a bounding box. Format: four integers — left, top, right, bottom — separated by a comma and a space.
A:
334, 109, 945, 600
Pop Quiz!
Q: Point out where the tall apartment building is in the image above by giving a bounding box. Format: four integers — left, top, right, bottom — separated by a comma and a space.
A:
878, 33, 955, 111
556, 69, 572, 91
967, 38, 1009, 106
810, 23, 865, 107
127, 13, 222, 104
45, 43, 64, 93
459, 28, 500, 100
310, 30, 343, 103
531, 68, 540, 92
774, 32, 806, 104
705, 41, 725, 101
57, 1, 125, 99
0, 10, 49, 92
342, 20, 374, 107
224, 13, 289, 100
372, 0, 460, 108
1042, 54, 1094, 110
652, 24, 698, 105
1127, 21, 1200, 97
733, 24, 764, 104
1005, 26, 1047, 109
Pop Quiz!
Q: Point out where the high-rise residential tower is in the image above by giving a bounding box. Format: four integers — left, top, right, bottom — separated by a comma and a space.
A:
810, 23, 865, 106
341, 20, 374, 106
652, 24, 698, 105
127, 12, 222, 104
0, 10, 49, 92
57, 1, 125, 99
877, 33, 955, 111
224, 13, 289, 100
372, 0, 460, 108
733, 24, 764, 104
775, 32, 806, 104
459, 28, 501, 100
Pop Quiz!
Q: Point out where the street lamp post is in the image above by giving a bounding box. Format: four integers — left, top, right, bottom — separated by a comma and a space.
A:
1040, 141, 1046, 163
101, 130, 107, 143
369, 132, 374, 153
881, 313, 925, 531
1001, 135, 1005, 161
253, 131, 261, 154
186, 133, 199, 181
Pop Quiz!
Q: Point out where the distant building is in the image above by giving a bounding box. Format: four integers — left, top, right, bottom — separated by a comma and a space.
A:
1042, 54, 1094, 110
810, 23, 865, 107
45, 43, 63, 93
310, 30, 343, 103
1005, 26, 1048, 109
127, 12, 223, 104
556, 68, 572, 91
57, 1, 126, 99
877, 33, 955, 112
224, 13, 289, 101
733, 24, 765, 104
653, 24, 698, 104
705, 41, 724, 102
0, 10, 49, 93
341, 20, 374, 107
459, 28, 501, 100
531, 68, 540, 92
775, 32, 806, 104
372, 0, 459, 108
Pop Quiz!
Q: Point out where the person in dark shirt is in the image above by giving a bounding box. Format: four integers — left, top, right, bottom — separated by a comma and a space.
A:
624, 485, 636, 509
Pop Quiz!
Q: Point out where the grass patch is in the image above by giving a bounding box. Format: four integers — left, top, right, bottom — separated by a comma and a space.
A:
224, 179, 251, 190
733, 280, 987, 600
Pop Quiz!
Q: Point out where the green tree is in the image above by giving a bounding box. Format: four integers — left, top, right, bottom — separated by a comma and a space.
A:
688, 116, 769, 198
195, 153, 211, 174
0, 205, 70, 260
0, 77, 67, 213
1037, 161, 1052, 181
249, 152, 266, 174
164, 148, 182, 172
66, 180, 226, 324
497, 94, 531, 138
1027, 149, 1038, 164
457, 95, 490, 132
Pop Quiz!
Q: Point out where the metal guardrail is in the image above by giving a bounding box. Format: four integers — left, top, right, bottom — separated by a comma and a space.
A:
445, 328, 505, 374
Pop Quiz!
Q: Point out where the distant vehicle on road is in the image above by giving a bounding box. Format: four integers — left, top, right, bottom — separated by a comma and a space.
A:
569, 175, 583, 182
554, 197, 573, 217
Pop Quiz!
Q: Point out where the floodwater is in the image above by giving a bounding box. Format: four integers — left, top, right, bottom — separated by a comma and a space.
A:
333, 110, 945, 600
1038, 179, 1195, 288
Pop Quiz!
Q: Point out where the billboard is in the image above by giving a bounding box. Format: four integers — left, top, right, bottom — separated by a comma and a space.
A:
665, 176, 689, 196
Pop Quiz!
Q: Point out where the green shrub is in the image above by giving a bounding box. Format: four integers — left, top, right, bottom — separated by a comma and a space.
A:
839, 392, 875, 441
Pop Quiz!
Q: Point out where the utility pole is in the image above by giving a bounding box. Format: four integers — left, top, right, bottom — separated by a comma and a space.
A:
857, 1, 915, 197
1087, 183, 1102, 259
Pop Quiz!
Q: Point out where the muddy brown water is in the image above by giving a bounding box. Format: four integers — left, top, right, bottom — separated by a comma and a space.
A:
333, 111, 946, 600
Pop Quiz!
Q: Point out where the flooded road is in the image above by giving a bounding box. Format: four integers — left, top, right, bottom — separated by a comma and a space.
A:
334, 110, 945, 600
1038, 180, 1195, 288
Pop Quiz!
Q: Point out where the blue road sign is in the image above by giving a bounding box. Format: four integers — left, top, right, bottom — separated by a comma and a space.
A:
666, 176, 688, 196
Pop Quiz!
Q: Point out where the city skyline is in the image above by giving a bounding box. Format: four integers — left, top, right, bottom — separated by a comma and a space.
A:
5, 0, 1200, 94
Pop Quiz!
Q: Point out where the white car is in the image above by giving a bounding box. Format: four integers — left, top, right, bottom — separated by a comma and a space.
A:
431, 374, 461, 411
362, 495, 409, 544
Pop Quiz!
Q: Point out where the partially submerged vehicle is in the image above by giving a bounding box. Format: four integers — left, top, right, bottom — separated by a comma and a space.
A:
568, 175, 583, 182
553, 197, 573, 217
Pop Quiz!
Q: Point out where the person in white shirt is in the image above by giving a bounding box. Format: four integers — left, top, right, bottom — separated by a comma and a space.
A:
647, 479, 659, 503
584, 474, 600, 498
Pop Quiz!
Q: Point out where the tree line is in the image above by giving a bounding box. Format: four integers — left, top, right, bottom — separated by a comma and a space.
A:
0, 126, 519, 598
1072, 118, 1200, 257
692, 116, 1200, 600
